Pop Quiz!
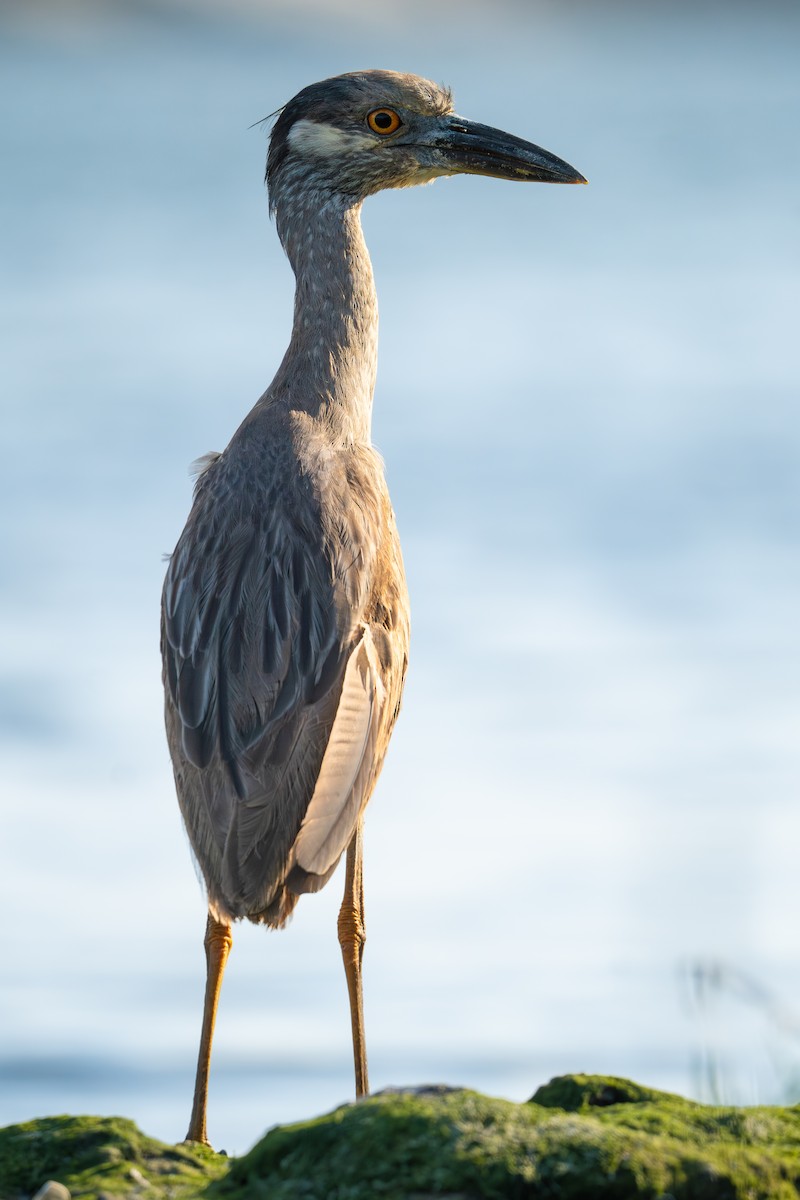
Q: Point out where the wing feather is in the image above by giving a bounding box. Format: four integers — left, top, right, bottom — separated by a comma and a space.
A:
291, 631, 378, 876
161, 432, 408, 922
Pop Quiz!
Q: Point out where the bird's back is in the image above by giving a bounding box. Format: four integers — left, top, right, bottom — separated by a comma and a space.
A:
162, 405, 409, 927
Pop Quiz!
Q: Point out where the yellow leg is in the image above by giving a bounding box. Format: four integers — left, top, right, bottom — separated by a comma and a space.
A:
185, 912, 232, 1146
337, 819, 369, 1097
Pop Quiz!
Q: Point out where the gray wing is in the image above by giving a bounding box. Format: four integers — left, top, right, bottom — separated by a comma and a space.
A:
161, 448, 406, 922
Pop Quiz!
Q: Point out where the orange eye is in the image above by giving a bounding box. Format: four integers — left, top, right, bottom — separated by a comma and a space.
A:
367, 108, 402, 136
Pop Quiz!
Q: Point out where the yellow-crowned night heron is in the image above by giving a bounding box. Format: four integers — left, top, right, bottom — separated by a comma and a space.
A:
161, 69, 585, 1146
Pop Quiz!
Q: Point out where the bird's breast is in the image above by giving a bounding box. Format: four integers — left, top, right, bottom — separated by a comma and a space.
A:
288, 422, 408, 641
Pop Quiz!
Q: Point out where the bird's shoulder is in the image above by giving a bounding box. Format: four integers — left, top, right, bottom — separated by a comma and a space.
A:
186, 406, 393, 538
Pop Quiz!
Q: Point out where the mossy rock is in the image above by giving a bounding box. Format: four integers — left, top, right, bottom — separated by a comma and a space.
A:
3, 1076, 800, 1199
214, 1077, 800, 1199
0, 1114, 226, 1199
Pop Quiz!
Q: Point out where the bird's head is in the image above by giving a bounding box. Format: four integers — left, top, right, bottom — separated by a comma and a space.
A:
266, 69, 586, 212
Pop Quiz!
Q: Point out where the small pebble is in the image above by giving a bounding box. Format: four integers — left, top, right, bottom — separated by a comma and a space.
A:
32, 1184, 70, 1200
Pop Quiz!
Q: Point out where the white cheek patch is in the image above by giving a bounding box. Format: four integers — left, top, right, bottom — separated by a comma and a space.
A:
288, 119, 372, 158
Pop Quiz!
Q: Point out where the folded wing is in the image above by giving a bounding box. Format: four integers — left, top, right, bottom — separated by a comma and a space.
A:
161, 452, 397, 922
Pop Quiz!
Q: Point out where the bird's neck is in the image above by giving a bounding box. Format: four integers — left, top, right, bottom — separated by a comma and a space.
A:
270, 193, 378, 445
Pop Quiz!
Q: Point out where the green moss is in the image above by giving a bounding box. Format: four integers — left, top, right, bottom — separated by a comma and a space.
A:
531, 1073, 669, 1111
212, 1079, 800, 1200
0, 1114, 226, 1199
3, 1077, 800, 1200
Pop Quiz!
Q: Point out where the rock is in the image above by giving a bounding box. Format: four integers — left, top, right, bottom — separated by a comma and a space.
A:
2, 1076, 800, 1198
217, 1075, 800, 1199
32, 1184, 71, 1200
0, 1114, 226, 1199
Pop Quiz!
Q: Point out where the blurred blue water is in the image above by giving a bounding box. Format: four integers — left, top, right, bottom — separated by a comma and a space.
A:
1, 0, 799, 1155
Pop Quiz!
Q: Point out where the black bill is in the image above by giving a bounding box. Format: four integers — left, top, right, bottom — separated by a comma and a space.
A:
435, 116, 586, 185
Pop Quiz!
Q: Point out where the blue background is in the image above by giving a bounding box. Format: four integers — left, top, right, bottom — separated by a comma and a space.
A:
1, 0, 799, 1155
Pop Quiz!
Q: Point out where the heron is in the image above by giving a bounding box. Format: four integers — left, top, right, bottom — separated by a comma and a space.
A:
161, 68, 585, 1147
